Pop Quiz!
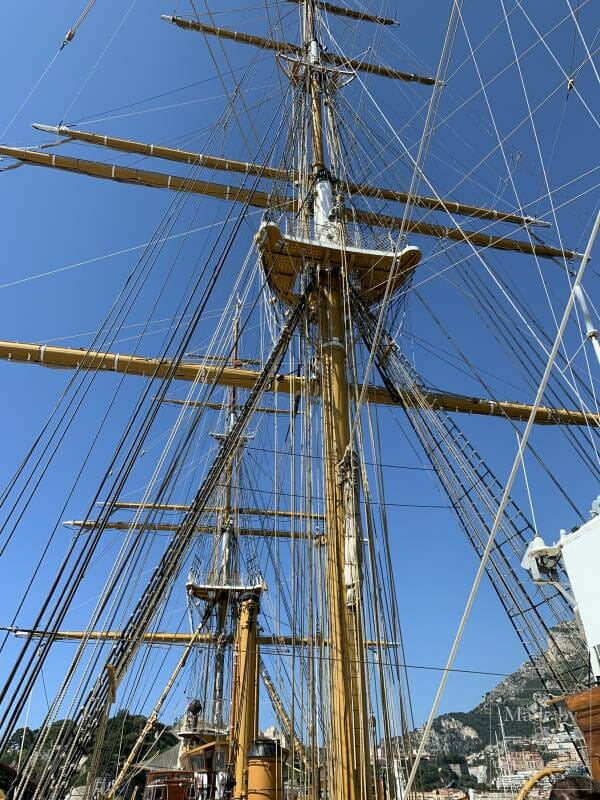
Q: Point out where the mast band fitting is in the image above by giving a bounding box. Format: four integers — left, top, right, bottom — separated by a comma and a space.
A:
322, 338, 345, 352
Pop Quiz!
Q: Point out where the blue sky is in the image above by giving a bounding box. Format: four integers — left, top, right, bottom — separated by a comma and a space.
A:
0, 0, 599, 740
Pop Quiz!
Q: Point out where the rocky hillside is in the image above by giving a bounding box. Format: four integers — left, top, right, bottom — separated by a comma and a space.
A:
415, 622, 588, 756
419, 661, 543, 756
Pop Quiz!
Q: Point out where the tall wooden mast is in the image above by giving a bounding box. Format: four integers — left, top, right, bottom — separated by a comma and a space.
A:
303, 3, 372, 799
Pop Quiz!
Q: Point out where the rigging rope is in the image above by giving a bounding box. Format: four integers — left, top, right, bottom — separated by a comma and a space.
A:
0, 81, 293, 783
399, 207, 600, 795
62, 1, 99, 49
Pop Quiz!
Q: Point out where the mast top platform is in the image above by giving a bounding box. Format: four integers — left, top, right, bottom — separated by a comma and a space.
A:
255, 221, 421, 306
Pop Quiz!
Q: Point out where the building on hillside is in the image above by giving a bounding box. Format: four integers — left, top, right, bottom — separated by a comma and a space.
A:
497, 750, 544, 774
467, 764, 488, 784
496, 771, 542, 791
420, 789, 470, 800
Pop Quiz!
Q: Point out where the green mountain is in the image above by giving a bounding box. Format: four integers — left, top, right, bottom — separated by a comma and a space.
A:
1, 711, 178, 791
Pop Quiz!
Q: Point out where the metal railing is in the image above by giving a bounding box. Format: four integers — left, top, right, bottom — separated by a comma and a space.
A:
281, 215, 398, 253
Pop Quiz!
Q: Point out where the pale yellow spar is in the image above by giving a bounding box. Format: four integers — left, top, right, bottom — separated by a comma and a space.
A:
98, 501, 325, 520
285, 0, 397, 26
32, 124, 549, 228
8, 628, 398, 648
65, 520, 316, 538
161, 15, 436, 84
0, 339, 597, 426
0, 146, 578, 260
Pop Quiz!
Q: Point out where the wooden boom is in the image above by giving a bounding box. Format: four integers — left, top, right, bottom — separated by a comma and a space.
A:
65, 520, 314, 538
0, 339, 597, 426
99, 501, 325, 520
0, 146, 578, 260
32, 124, 549, 228
6, 628, 394, 648
32, 123, 293, 181
159, 396, 289, 414
0, 144, 295, 213
286, 0, 396, 25
161, 15, 435, 85
350, 208, 576, 259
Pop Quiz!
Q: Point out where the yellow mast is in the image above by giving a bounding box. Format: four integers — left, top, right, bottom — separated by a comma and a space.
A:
303, 2, 371, 799
318, 275, 372, 800
231, 591, 261, 800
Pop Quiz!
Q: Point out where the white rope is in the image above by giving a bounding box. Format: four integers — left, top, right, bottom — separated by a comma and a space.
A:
427, 0, 595, 139
411, 41, 600, 221
0, 211, 263, 290
457, 1, 566, 292
463, 1, 600, 462
515, 430, 539, 535
73, 83, 276, 125
564, 0, 600, 87
322, 18, 600, 431
61, 0, 138, 122
403, 206, 600, 798
328, 0, 594, 204
497, 0, 587, 333
513, 0, 599, 129
0, 50, 60, 140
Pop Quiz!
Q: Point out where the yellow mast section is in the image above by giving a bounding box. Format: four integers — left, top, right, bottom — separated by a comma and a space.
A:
231, 592, 261, 800
0, 339, 596, 426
